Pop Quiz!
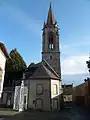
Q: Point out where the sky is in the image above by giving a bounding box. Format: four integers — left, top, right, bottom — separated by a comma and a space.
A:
0, 0, 90, 83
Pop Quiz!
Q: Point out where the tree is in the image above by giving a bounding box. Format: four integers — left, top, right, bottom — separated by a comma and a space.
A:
4, 48, 27, 86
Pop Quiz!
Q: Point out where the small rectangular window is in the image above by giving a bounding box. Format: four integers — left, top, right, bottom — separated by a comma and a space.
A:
53, 84, 58, 95
0, 70, 2, 81
50, 55, 52, 60
36, 84, 43, 95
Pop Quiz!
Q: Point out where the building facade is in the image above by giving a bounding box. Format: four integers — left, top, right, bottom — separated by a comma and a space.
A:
62, 84, 73, 103
27, 60, 61, 111
73, 78, 90, 106
13, 60, 61, 111
0, 42, 9, 98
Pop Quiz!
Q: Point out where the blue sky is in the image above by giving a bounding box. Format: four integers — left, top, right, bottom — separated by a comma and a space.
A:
0, 0, 90, 78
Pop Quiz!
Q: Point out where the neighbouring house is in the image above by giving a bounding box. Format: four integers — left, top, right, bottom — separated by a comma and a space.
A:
62, 84, 73, 103
73, 83, 85, 105
13, 60, 62, 111
0, 42, 9, 98
73, 78, 90, 106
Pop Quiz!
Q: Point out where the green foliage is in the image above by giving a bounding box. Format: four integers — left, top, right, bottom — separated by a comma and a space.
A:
6, 48, 27, 72
4, 48, 27, 86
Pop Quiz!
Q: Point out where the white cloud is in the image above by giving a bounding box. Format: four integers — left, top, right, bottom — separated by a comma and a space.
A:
61, 55, 89, 75
60, 37, 90, 76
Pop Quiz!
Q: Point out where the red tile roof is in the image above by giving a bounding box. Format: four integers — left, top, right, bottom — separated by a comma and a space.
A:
0, 41, 9, 58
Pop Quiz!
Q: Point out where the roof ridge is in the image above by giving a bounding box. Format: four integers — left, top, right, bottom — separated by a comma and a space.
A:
42, 59, 60, 78
41, 64, 50, 77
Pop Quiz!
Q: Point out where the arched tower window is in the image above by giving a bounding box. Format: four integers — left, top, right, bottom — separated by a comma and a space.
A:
48, 31, 54, 50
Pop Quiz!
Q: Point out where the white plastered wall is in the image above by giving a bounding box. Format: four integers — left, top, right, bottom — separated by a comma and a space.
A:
28, 79, 51, 111
51, 79, 61, 110
0, 49, 6, 98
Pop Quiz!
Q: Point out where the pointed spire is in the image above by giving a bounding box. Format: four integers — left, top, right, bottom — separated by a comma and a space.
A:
50, 1, 52, 9
42, 20, 46, 31
43, 20, 46, 28
47, 2, 55, 25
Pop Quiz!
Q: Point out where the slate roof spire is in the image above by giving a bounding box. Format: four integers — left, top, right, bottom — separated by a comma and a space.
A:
47, 2, 55, 25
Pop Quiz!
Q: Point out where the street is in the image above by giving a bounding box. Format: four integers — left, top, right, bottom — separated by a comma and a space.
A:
0, 105, 90, 120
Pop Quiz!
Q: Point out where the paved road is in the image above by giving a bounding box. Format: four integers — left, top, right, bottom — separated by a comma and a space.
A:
0, 105, 90, 120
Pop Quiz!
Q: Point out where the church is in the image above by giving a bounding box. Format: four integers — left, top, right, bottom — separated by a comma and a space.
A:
13, 3, 62, 111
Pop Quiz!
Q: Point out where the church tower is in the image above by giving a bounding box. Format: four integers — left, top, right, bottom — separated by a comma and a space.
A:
42, 3, 61, 77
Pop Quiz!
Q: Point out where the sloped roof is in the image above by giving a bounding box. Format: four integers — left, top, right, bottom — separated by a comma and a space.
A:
29, 60, 60, 80
42, 59, 60, 78
28, 62, 41, 68
0, 42, 9, 58
25, 62, 41, 79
